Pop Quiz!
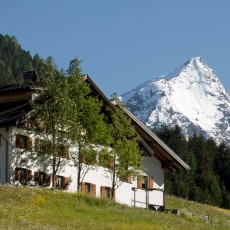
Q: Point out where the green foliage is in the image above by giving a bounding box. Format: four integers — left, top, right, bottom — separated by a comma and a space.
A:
155, 125, 230, 209
30, 57, 71, 185
104, 103, 142, 198
0, 185, 229, 229
63, 58, 110, 191
0, 34, 43, 86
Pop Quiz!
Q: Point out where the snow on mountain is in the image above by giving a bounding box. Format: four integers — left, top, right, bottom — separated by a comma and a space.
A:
121, 57, 230, 144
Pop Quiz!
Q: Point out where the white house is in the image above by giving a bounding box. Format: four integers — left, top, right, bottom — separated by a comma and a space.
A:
0, 72, 190, 210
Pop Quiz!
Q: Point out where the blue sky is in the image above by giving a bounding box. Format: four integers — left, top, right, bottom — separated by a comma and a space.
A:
1, 0, 230, 97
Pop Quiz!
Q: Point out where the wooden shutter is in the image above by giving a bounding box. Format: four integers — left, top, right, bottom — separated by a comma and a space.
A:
27, 170, 32, 180
64, 177, 69, 190
113, 190, 116, 201
54, 176, 58, 187
92, 184, 96, 197
81, 182, 85, 193
27, 137, 32, 150
46, 174, 51, 187
34, 171, 39, 183
149, 176, 154, 189
15, 168, 21, 180
137, 176, 142, 189
16, 135, 20, 148
64, 147, 69, 158
109, 159, 115, 169
100, 186, 105, 198
127, 175, 131, 183
35, 138, 40, 152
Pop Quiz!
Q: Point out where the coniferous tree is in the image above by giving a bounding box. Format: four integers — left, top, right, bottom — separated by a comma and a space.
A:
0, 34, 34, 86
155, 125, 228, 208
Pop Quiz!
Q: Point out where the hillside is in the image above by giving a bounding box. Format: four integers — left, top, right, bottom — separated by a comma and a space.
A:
0, 185, 229, 229
0, 34, 43, 86
121, 57, 230, 145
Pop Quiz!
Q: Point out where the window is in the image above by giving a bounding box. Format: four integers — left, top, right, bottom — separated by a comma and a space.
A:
99, 153, 114, 169
137, 176, 154, 190
120, 175, 132, 183
54, 175, 69, 190
55, 175, 64, 189
16, 135, 32, 149
81, 182, 96, 196
142, 176, 148, 189
15, 167, 32, 185
100, 186, 115, 200
82, 150, 97, 165
57, 144, 69, 158
34, 171, 47, 186
35, 138, 51, 154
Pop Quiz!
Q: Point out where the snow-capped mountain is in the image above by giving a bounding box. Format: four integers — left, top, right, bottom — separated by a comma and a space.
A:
121, 57, 230, 144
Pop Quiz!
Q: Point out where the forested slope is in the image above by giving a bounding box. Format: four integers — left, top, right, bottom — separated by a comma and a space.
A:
0, 34, 42, 86
155, 125, 230, 209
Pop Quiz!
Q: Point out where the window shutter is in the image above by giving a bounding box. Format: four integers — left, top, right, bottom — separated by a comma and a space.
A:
27, 170, 32, 180
100, 186, 105, 198
92, 184, 96, 197
81, 182, 85, 193
46, 174, 51, 187
27, 137, 32, 150
137, 176, 142, 189
109, 159, 115, 169
54, 175, 58, 187
15, 168, 21, 180
35, 138, 40, 152
64, 177, 69, 190
34, 171, 39, 183
127, 175, 131, 183
64, 147, 69, 158
16, 135, 20, 148
113, 190, 116, 201
149, 176, 154, 189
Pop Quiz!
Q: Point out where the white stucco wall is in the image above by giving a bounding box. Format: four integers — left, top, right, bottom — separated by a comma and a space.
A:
1, 127, 165, 208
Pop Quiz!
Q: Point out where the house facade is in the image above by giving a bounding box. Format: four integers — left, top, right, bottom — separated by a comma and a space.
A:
0, 72, 190, 209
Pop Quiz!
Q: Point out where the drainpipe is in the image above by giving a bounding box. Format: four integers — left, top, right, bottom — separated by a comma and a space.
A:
132, 187, 137, 207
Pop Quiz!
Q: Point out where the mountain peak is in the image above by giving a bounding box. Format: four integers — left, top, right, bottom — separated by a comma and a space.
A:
121, 58, 230, 145
188, 56, 203, 64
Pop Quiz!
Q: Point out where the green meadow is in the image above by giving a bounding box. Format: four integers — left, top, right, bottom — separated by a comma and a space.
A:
0, 185, 229, 229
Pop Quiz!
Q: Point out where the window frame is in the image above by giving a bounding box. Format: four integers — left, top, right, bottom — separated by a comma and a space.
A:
101, 186, 113, 199
34, 171, 47, 186
15, 167, 32, 185
16, 135, 31, 150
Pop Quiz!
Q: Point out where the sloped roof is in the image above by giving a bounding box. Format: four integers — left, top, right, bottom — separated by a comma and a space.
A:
0, 72, 189, 171
84, 75, 190, 171
0, 71, 38, 127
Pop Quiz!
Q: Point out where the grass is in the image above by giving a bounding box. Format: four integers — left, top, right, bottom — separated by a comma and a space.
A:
0, 185, 229, 229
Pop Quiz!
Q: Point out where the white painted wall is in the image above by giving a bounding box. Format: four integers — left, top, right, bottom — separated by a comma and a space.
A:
1, 127, 165, 208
